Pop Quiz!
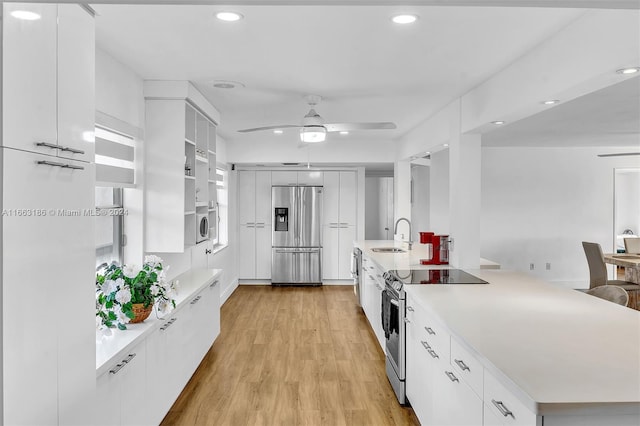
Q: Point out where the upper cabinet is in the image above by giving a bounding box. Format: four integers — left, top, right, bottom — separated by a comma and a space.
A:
144, 82, 220, 252
271, 170, 324, 186
2, 4, 94, 162
322, 171, 356, 225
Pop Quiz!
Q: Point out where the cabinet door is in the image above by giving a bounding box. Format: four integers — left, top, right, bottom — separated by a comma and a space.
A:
95, 370, 121, 426
406, 301, 431, 421
338, 226, 356, 279
57, 4, 94, 162
339, 171, 357, 225
239, 224, 256, 278
146, 313, 184, 425
2, 3, 58, 154
255, 224, 272, 279
322, 225, 340, 279
271, 170, 298, 185
192, 240, 210, 269
238, 171, 256, 225
2, 149, 94, 425
322, 171, 340, 225
433, 367, 483, 426
255, 170, 272, 225
298, 170, 323, 185
119, 344, 148, 426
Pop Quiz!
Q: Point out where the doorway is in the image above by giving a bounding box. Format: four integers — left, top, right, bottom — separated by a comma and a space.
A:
365, 177, 394, 240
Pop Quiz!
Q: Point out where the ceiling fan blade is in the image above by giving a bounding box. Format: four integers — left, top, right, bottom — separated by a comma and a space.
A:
325, 122, 397, 132
237, 124, 300, 133
597, 152, 640, 157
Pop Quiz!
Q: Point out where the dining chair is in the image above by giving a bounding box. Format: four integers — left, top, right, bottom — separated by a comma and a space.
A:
585, 285, 629, 307
624, 237, 640, 254
581, 241, 640, 292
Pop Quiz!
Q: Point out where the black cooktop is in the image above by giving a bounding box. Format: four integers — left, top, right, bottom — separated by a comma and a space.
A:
389, 269, 488, 285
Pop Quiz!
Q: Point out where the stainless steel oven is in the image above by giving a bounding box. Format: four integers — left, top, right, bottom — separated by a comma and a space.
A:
382, 273, 406, 404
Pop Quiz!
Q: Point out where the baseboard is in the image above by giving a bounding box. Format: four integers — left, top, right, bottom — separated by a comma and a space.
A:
221, 278, 239, 305
322, 280, 353, 286
238, 280, 271, 285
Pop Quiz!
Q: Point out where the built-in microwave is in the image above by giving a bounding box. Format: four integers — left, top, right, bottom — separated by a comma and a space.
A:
196, 213, 209, 243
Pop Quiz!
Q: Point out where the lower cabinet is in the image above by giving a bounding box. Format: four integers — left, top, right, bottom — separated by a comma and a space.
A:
361, 256, 385, 350
405, 293, 482, 426
97, 277, 221, 426
96, 341, 147, 426
239, 223, 271, 279
322, 224, 356, 280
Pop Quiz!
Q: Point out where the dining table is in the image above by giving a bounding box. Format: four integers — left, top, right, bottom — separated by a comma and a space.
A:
603, 252, 640, 284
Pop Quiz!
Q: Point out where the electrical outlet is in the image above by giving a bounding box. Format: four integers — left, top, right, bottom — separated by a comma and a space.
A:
529, 263, 535, 270
546, 263, 551, 270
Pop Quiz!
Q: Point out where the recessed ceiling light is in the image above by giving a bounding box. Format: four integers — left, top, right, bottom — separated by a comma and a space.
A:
339, 131, 349, 135
443, 143, 449, 147
491, 121, 506, 125
391, 14, 418, 24
616, 67, 640, 75
542, 100, 560, 105
273, 130, 283, 135
10, 10, 41, 20
216, 12, 243, 22
212, 80, 244, 89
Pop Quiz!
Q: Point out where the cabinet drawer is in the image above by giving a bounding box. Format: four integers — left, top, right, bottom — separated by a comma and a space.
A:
450, 337, 483, 398
484, 370, 537, 426
405, 302, 450, 361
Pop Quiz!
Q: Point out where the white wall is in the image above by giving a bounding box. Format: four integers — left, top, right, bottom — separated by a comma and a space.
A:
481, 147, 640, 288
411, 165, 430, 242
429, 150, 450, 235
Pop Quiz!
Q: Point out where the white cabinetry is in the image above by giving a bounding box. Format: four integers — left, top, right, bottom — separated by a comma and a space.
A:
405, 293, 482, 426
271, 170, 323, 186
322, 171, 357, 280
239, 170, 272, 279
361, 256, 385, 350
145, 87, 218, 252
2, 3, 94, 163
1, 5, 95, 425
95, 343, 147, 426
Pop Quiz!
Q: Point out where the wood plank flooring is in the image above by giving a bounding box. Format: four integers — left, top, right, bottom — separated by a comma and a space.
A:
161, 285, 419, 426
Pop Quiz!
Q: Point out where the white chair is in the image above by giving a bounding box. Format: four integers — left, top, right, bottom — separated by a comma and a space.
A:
624, 237, 640, 254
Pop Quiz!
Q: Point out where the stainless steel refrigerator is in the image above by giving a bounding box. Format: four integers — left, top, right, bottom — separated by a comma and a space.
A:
272, 185, 323, 285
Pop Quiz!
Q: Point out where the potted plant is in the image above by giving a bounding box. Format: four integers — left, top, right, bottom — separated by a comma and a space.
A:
96, 255, 176, 331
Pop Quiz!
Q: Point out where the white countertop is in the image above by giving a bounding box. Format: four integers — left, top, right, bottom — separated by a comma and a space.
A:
354, 240, 500, 270
404, 269, 640, 415
95, 268, 222, 377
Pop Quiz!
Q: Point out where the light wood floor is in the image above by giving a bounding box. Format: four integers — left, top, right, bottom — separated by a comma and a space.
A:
161, 285, 419, 426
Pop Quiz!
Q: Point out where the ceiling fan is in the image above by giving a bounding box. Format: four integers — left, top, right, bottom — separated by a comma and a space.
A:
237, 95, 397, 143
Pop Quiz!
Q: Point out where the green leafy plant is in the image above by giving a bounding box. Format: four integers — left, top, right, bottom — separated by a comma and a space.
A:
96, 255, 176, 330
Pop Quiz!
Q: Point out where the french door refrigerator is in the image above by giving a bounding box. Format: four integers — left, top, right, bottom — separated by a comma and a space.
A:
272, 185, 323, 285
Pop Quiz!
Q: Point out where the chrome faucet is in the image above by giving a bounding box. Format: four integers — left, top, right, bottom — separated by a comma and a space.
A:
394, 217, 413, 250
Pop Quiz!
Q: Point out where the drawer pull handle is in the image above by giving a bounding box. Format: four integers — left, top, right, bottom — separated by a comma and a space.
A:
425, 327, 436, 335
420, 341, 431, 350
210, 280, 219, 288
60, 145, 85, 155
454, 359, 470, 371
445, 371, 459, 383
122, 353, 136, 364
492, 400, 515, 418
109, 353, 136, 375
35, 142, 58, 150
37, 160, 84, 170
190, 295, 202, 305
427, 348, 439, 359
407, 306, 414, 312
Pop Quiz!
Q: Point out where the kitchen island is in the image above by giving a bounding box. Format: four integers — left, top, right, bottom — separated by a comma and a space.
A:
356, 241, 640, 425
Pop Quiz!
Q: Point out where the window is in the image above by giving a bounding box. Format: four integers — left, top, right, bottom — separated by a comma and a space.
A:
95, 187, 124, 267
94, 122, 137, 268
215, 166, 228, 246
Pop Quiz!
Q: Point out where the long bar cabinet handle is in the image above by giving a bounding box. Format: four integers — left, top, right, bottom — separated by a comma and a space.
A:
445, 371, 459, 383
454, 359, 470, 371
491, 400, 515, 418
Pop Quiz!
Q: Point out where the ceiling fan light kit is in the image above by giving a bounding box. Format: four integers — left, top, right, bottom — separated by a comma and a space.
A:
300, 126, 326, 143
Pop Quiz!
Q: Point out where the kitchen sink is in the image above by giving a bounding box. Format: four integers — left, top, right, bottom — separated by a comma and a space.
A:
371, 247, 406, 253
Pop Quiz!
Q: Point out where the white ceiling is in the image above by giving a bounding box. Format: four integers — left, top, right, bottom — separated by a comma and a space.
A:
483, 76, 640, 148
93, 4, 590, 145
